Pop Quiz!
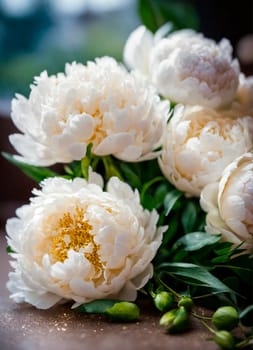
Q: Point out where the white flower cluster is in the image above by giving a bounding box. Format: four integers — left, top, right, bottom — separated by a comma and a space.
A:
124, 25, 253, 250
8, 54, 170, 309
7, 170, 165, 309
6, 25, 253, 310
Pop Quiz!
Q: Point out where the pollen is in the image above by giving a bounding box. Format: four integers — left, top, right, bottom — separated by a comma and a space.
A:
49, 207, 103, 272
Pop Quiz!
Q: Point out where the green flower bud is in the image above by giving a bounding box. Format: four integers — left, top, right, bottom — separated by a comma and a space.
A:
177, 296, 193, 312
213, 330, 235, 349
105, 302, 140, 322
160, 309, 178, 327
154, 291, 175, 312
160, 307, 189, 333
168, 306, 189, 333
212, 306, 239, 330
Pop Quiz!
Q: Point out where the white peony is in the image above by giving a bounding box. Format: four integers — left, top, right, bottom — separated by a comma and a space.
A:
232, 73, 253, 116
10, 57, 169, 166
150, 29, 206, 66
200, 153, 253, 251
123, 26, 239, 108
151, 35, 239, 108
159, 105, 253, 197
123, 26, 203, 77
123, 25, 154, 75
6, 172, 165, 309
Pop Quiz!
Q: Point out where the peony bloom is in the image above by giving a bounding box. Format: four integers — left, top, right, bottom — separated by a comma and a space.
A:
159, 105, 253, 197
232, 73, 253, 117
123, 26, 239, 108
6, 172, 165, 309
123, 26, 204, 77
10, 57, 169, 166
123, 25, 154, 75
151, 35, 239, 108
123, 24, 177, 76
150, 29, 206, 66
200, 153, 253, 251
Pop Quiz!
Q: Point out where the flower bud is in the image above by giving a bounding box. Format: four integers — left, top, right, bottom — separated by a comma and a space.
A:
177, 296, 193, 312
105, 302, 140, 322
160, 307, 189, 333
213, 330, 235, 349
159, 309, 177, 327
154, 291, 175, 312
212, 306, 239, 330
168, 307, 189, 333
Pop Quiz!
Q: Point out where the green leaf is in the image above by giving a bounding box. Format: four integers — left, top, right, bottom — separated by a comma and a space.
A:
76, 299, 119, 314
6, 245, 15, 254
153, 183, 171, 209
157, 262, 234, 294
142, 193, 155, 210
162, 214, 179, 245
240, 305, 253, 327
141, 176, 165, 206
68, 161, 82, 177
63, 165, 74, 176
138, 0, 163, 33
214, 242, 234, 256
138, 0, 199, 33
171, 249, 189, 263
174, 232, 221, 252
118, 162, 142, 189
164, 189, 183, 216
2, 152, 58, 182
181, 201, 198, 233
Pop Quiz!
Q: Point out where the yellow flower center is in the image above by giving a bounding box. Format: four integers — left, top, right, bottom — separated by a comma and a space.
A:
49, 207, 103, 272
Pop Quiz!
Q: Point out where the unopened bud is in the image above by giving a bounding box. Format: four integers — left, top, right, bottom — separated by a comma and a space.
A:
177, 296, 193, 312
154, 291, 174, 312
105, 302, 140, 322
168, 306, 189, 333
213, 330, 235, 349
160, 307, 189, 333
212, 306, 239, 330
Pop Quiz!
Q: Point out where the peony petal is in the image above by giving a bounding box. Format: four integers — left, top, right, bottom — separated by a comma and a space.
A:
94, 133, 134, 156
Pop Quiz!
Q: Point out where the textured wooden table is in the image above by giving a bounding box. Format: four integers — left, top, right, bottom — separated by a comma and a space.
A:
0, 233, 221, 350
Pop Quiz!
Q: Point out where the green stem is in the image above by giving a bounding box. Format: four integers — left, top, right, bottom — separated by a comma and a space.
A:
81, 156, 90, 180
192, 292, 223, 300
140, 176, 165, 203
200, 319, 216, 334
154, 273, 181, 298
91, 157, 100, 171
235, 336, 253, 348
191, 311, 212, 321
102, 156, 123, 181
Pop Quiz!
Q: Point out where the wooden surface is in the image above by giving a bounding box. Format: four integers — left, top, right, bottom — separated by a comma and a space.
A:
0, 233, 221, 350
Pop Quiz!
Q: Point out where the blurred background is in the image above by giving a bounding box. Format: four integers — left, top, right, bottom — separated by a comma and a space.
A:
0, 0, 252, 227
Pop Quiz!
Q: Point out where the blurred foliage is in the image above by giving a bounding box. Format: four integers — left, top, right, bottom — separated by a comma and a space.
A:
0, 4, 139, 100
0, 0, 200, 100
138, 0, 199, 33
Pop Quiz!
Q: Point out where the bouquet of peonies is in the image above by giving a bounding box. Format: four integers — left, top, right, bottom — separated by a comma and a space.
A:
3, 20, 253, 349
